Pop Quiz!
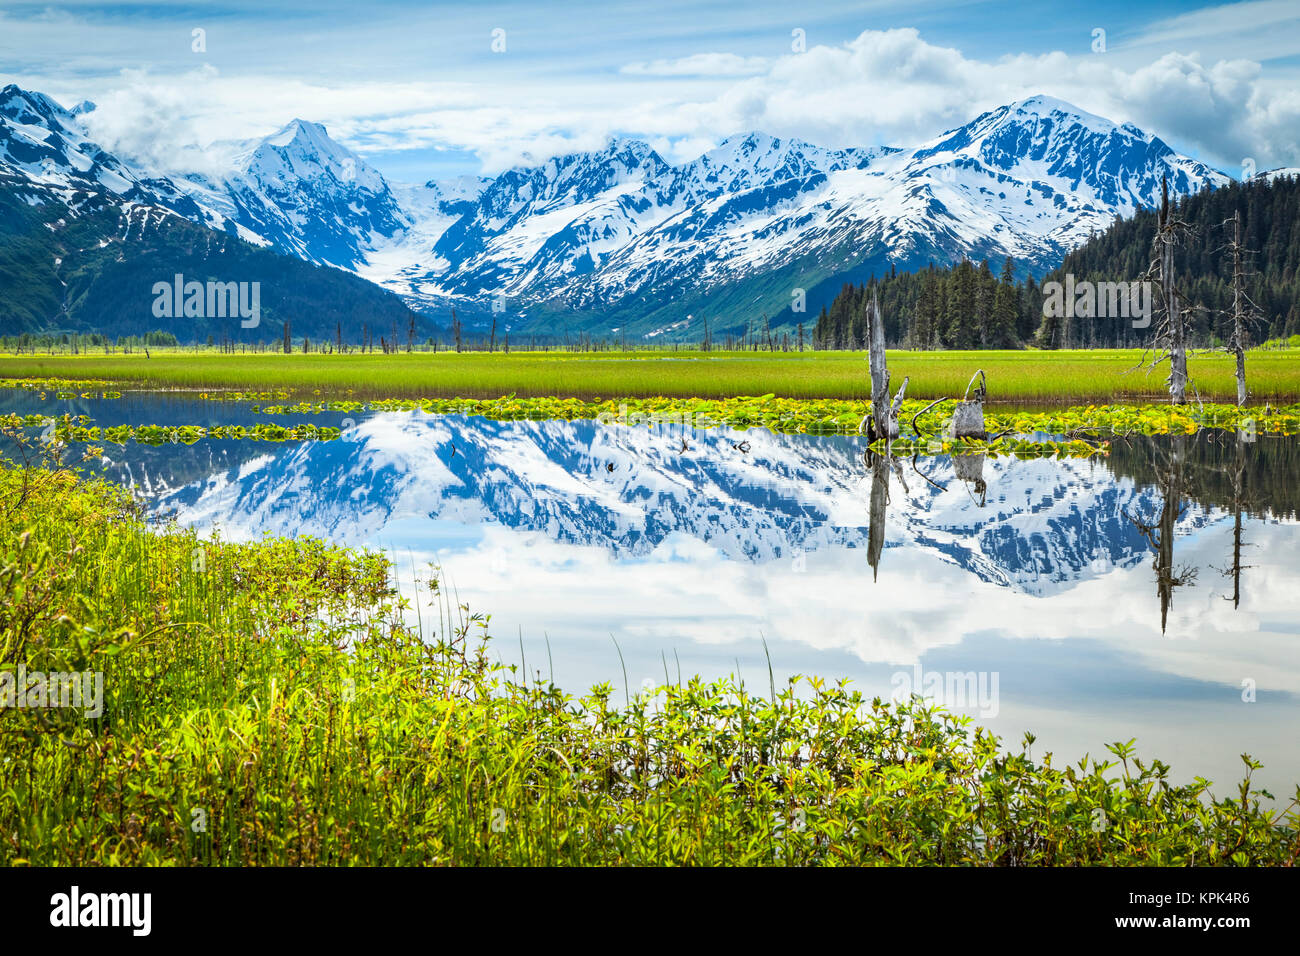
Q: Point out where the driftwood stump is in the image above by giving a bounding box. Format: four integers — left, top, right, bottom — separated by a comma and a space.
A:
866, 450, 889, 581
861, 289, 908, 442
947, 369, 987, 440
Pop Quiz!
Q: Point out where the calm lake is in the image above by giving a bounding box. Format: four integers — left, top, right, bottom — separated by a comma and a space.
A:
10, 390, 1300, 797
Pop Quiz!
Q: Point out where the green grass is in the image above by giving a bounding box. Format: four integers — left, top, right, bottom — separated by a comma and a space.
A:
2, 348, 1299, 401
2, 443, 1297, 865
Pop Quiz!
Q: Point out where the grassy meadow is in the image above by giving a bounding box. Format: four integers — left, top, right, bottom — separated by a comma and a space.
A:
2, 347, 1299, 402
1, 434, 1297, 865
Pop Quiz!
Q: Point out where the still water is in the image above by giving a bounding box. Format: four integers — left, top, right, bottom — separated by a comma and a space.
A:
10, 391, 1300, 797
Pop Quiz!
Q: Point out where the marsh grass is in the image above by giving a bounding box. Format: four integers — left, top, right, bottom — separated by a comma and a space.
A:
3, 348, 1300, 402
1, 444, 1297, 865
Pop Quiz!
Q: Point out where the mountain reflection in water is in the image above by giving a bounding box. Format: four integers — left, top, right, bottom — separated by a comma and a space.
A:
6, 391, 1298, 796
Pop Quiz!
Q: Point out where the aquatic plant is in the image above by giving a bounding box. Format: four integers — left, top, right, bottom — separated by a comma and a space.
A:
11, 389, 1296, 458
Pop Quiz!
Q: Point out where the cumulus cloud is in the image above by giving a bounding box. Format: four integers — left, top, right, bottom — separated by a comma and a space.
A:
14, 24, 1300, 180
76, 66, 245, 179
685, 28, 1300, 174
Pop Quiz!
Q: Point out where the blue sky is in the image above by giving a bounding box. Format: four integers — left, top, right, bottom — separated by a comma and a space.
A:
1, 0, 1297, 182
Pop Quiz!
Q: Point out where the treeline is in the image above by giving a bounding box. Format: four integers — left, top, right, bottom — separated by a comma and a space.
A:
1041, 173, 1300, 347
2, 331, 178, 353
814, 173, 1300, 350
0, 173, 431, 344
813, 258, 1038, 350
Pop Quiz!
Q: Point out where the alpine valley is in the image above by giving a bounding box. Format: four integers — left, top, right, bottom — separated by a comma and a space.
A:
0, 83, 1234, 341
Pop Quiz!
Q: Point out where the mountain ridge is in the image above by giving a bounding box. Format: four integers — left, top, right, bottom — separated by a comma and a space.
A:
0, 85, 1232, 342
0, 85, 430, 342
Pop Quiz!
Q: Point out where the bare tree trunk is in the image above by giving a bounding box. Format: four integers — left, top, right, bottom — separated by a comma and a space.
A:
1164, 239, 1187, 404
867, 290, 892, 440
1229, 437, 1244, 608
953, 454, 987, 506
863, 289, 908, 441
1129, 437, 1190, 634
1159, 180, 1188, 404
1157, 439, 1183, 632
1232, 209, 1248, 406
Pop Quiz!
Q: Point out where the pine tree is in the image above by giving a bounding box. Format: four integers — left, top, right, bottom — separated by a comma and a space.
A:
975, 259, 996, 346
991, 257, 1020, 348
945, 260, 977, 349
1018, 276, 1040, 344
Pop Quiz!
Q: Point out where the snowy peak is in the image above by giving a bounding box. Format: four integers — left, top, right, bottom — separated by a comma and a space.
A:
508, 137, 672, 205
676, 132, 879, 197
0, 83, 123, 190
407, 94, 1229, 326
0, 94, 413, 269
423, 137, 686, 298
421, 174, 491, 206
141, 413, 1218, 603
265, 117, 331, 149
1, 84, 76, 125
1252, 166, 1300, 183
187, 117, 410, 269
0, 84, 220, 227
915, 94, 1227, 214
1007, 94, 1115, 128
440, 137, 672, 246
238, 118, 386, 193
937, 94, 1134, 155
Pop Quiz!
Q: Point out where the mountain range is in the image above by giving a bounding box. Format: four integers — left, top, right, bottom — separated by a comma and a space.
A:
0, 86, 425, 342
0, 84, 1244, 341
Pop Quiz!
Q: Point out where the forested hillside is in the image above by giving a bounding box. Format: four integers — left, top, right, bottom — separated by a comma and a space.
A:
0, 170, 432, 345
813, 174, 1300, 350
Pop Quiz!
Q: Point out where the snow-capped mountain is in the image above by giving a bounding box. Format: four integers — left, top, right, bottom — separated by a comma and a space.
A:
0, 84, 430, 341
0, 85, 1230, 339
165, 118, 410, 269
0, 84, 249, 237
412, 134, 896, 319
451, 95, 1227, 334
170, 121, 494, 275
1253, 166, 1300, 184
310, 94, 1228, 335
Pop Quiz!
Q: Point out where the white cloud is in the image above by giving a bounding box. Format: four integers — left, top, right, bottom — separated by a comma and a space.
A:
1129, 0, 1300, 62
685, 28, 1300, 173
621, 53, 770, 77
11, 25, 1300, 179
